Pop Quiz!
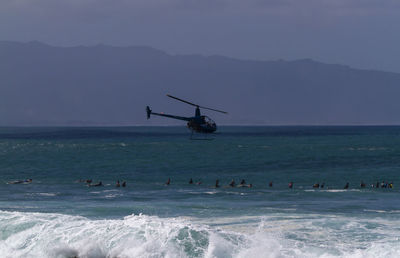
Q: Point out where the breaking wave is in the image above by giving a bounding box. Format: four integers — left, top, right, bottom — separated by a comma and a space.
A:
0, 211, 399, 258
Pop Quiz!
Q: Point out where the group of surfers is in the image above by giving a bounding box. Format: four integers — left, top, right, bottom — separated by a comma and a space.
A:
8, 178, 394, 190
76, 179, 126, 187
165, 178, 253, 188
313, 181, 394, 189
169, 179, 394, 190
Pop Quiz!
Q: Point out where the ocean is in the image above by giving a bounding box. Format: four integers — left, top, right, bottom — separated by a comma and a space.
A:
0, 126, 399, 257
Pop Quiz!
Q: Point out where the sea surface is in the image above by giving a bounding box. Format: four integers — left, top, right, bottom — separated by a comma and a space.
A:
0, 126, 400, 257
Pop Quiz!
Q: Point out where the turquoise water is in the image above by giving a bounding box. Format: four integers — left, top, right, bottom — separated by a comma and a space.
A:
0, 126, 400, 257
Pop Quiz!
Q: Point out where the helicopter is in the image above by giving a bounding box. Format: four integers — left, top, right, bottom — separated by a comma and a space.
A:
146, 94, 227, 135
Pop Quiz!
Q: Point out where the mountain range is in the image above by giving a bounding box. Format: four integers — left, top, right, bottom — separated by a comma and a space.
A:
1, 41, 400, 125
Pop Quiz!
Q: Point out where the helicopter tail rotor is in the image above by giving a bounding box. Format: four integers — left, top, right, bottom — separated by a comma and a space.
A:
146, 106, 152, 119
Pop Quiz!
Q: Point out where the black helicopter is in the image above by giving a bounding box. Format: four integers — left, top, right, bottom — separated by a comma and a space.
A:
146, 94, 227, 135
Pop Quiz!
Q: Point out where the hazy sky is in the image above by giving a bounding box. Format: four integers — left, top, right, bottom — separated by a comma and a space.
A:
1, 0, 400, 72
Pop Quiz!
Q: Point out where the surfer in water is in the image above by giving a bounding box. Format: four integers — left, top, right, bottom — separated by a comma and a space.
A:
189, 178, 193, 184
344, 182, 349, 189
8, 179, 32, 184
237, 179, 246, 187
215, 179, 220, 188
269, 181, 273, 187
237, 179, 252, 188
116, 180, 120, 187
89, 181, 103, 187
229, 179, 235, 187
122, 181, 126, 187
288, 182, 293, 189
165, 178, 171, 185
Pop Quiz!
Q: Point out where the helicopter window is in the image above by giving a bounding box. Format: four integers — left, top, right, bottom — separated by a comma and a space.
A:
203, 116, 216, 126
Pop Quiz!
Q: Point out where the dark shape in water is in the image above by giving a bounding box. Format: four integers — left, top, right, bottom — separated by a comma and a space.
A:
89, 181, 102, 187
8, 179, 32, 184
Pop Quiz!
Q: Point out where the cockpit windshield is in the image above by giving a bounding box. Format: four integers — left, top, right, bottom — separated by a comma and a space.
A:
203, 116, 216, 126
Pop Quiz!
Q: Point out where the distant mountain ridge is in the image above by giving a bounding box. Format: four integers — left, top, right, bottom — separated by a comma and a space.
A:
1, 41, 400, 125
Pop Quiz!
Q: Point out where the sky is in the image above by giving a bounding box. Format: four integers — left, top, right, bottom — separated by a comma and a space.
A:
1, 0, 400, 73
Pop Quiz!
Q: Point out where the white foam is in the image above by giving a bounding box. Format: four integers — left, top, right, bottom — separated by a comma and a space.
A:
0, 211, 400, 258
36, 193, 58, 197
322, 189, 361, 193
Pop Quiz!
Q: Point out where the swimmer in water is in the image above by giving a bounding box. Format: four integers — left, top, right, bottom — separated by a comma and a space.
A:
360, 181, 366, 188
269, 181, 273, 187
320, 182, 325, 188
313, 183, 319, 188
288, 182, 293, 189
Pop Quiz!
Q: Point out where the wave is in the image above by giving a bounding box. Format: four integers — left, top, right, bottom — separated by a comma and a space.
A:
0, 211, 400, 257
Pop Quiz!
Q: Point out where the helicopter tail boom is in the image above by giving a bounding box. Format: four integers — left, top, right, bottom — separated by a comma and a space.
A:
146, 106, 191, 122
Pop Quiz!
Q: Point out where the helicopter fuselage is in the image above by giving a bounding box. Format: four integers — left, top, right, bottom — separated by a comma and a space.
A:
147, 106, 217, 133
187, 115, 217, 133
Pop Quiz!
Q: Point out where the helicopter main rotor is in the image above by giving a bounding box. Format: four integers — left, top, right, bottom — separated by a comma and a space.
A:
166, 94, 228, 114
